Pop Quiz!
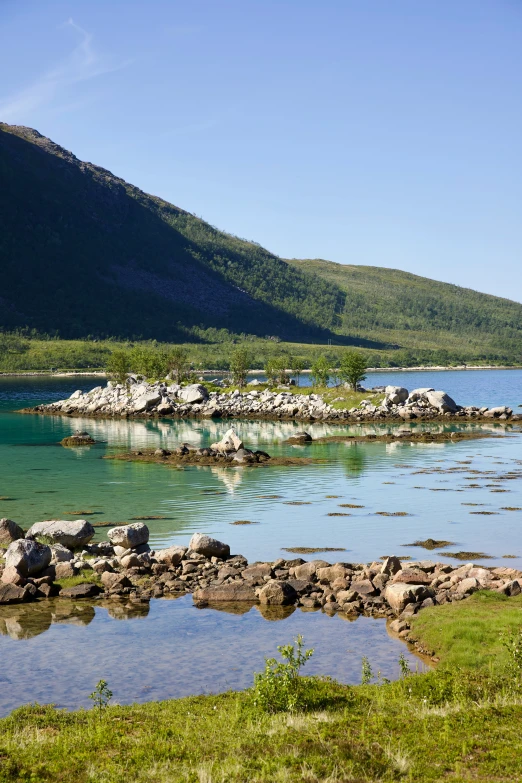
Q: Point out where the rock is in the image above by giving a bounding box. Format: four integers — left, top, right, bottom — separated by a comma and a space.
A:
120, 553, 141, 569
154, 546, 186, 567
193, 584, 257, 602
54, 562, 78, 579
316, 564, 350, 583
0, 518, 24, 546
258, 580, 298, 605
384, 583, 425, 614
50, 544, 74, 564
92, 560, 113, 574
242, 563, 274, 581
336, 590, 358, 604
380, 556, 402, 576
5, 539, 52, 577
0, 583, 27, 604
101, 572, 132, 590
178, 384, 208, 404
286, 432, 312, 444
456, 577, 479, 594
1, 566, 25, 586
392, 569, 432, 586
483, 406, 511, 418
426, 390, 458, 413
293, 560, 330, 581
385, 386, 409, 404
351, 579, 378, 596
407, 388, 434, 402
108, 523, 149, 549
26, 520, 95, 548
499, 579, 521, 597
59, 583, 102, 599
132, 392, 162, 413
189, 533, 230, 560
210, 428, 244, 454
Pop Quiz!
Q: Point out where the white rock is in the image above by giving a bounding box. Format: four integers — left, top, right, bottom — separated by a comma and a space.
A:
26, 520, 95, 548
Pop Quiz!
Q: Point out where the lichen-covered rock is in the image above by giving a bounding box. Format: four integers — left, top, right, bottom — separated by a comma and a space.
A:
5, 539, 52, 577
189, 533, 230, 560
26, 520, 95, 548
0, 518, 24, 546
108, 523, 149, 549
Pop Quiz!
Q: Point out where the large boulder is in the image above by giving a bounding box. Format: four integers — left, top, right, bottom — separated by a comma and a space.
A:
59, 583, 102, 599
426, 390, 458, 413
385, 386, 409, 404
5, 539, 52, 577
132, 392, 162, 413
407, 388, 434, 403
0, 518, 24, 546
384, 583, 425, 614
178, 384, 208, 404
108, 523, 149, 550
26, 520, 95, 549
293, 560, 330, 581
189, 533, 230, 560
258, 580, 298, 605
210, 428, 243, 454
193, 584, 257, 602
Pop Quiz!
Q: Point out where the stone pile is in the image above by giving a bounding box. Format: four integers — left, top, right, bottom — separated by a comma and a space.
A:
26, 381, 519, 422
1, 526, 521, 623
147, 428, 271, 465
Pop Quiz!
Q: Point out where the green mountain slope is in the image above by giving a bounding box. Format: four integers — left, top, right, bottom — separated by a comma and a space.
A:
286, 258, 522, 363
0, 124, 348, 342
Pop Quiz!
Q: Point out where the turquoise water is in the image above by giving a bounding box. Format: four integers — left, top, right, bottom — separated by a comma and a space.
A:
0, 376, 521, 565
0, 374, 521, 714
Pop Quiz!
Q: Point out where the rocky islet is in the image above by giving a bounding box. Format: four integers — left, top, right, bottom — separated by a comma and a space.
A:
23, 381, 520, 422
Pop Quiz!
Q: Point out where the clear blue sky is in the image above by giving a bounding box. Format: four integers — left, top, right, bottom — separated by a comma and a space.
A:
1, 0, 521, 301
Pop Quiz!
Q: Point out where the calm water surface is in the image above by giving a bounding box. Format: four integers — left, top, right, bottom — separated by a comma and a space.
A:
0, 374, 520, 714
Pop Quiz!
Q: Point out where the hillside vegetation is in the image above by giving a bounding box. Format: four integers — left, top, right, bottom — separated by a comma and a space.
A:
1, 122, 522, 364
287, 258, 522, 364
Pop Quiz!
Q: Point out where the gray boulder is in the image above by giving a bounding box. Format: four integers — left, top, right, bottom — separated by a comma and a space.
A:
108, 523, 149, 550
154, 546, 187, 567
5, 539, 52, 576
385, 386, 409, 404
178, 384, 208, 404
210, 428, 243, 454
26, 520, 95, 548
132, 392, 162, 413
425, 390, 458, 413
407, 388, 434, 403
189, 533, 230, 559
0, 518, 24, 546
50, 544, 74, 564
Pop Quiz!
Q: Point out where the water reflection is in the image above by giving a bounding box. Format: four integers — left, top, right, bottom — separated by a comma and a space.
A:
0, 596, 424, 716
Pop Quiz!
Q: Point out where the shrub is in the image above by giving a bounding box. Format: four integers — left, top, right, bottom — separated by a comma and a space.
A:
251, 635, 314, 713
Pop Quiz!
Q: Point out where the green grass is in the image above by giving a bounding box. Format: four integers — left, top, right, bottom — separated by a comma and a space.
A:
54, 569, 101, 590
2, 594, 522, 781
410, 590, 522, 670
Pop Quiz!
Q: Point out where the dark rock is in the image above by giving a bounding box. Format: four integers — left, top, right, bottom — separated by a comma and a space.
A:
0, 583, 27, 604
59, 583, 102, 599
193, 584, 257, 602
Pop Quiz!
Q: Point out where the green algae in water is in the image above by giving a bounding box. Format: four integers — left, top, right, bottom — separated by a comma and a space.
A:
282, 547, 346, 554
440, 551, 494, 560
327, 512, 351, 517
339, 504, 365, 508
375, 511, 411, 517
403, 538, 455, 550
230, 520, 259, 526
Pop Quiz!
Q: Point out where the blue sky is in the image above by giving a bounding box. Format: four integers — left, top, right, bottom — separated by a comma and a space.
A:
1, 0, 521, 301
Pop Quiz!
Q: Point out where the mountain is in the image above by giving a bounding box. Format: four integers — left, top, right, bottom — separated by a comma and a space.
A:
1, 123, 521, 363
286, 258, 522, 364
0, 123, 349, 343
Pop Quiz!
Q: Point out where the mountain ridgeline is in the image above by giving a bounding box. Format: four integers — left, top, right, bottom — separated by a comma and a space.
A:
1, 123, 521, 362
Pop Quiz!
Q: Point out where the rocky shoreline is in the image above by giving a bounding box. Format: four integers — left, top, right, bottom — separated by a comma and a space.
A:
1, 521, 520, 660
22, 380, 520, 423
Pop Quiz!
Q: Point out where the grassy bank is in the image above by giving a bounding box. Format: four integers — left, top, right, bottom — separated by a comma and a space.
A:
1, 335, 521, 375
1, 592, 522, 782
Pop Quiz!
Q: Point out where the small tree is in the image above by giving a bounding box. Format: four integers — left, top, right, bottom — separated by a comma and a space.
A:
273, 356, 289, 385
264, 358, 278, 387
167, 347, 190, 384
339, 351, 367, 391
106, 350, 131, 385
310, 355, 330, 387
290, 356, 305, 386
89, 679, 113, 717
230, 346, 251, 388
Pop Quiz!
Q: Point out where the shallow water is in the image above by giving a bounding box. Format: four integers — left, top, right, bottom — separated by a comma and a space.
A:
0, 375, 521, 714
0, 596, 423, 716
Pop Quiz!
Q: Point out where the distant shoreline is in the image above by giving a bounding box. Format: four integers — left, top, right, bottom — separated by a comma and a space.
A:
0, 365, 521, 378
